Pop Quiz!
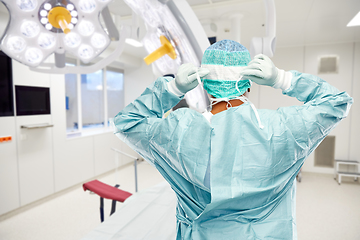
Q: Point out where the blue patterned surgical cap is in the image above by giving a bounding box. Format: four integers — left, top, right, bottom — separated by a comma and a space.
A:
201, 40, 252, 99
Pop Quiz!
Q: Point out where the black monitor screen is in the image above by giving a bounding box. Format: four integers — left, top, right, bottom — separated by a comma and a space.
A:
15, 86, 51, 116
0, 51, 14, 117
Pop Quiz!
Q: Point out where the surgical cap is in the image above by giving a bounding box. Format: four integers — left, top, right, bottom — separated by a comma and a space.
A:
201, 40, 252, 99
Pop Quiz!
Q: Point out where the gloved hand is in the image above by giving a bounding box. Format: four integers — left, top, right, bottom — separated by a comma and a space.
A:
241, 54, 292, 90
174, 63, 210, 94
241, 54, 279, 86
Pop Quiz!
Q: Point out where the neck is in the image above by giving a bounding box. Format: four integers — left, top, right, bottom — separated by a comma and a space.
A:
210, 99, 244, 115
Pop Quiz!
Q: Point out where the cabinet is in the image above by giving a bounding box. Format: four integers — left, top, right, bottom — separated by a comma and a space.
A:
16, 116, 54, 206
0, 117, 20, 215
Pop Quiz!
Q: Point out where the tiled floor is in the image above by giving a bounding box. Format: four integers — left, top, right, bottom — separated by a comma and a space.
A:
0, 162, 359, 240
296, 173, 360, 240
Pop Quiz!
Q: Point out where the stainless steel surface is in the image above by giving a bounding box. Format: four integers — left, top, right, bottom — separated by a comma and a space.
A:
20, 124, 54, 129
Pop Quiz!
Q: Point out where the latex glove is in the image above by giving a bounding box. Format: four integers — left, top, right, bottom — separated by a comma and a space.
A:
170, 63, 209, 96
241, 54, 292, 90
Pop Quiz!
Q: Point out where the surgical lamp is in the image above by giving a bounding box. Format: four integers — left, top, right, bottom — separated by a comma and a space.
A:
123, 0, 210, 113
0, 0, 128, 74
124, 0, 201, 76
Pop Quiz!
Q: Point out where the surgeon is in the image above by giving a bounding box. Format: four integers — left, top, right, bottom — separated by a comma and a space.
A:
113, 40, 353, 239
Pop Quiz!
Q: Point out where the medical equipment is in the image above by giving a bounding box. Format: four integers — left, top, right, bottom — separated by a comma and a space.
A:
124, 0, 211, 113
0, 0, 131, 74
0, 0, 212, 110
249, 0, 277, 58
82, 147, 142, 223
83, 180, 132, 222
0, 0, 277, 112
118, 0, 214, 112
334, 160, 360, 185
81, 182, 177, 240
143, 35, 177, 65
124, 0, 207, 76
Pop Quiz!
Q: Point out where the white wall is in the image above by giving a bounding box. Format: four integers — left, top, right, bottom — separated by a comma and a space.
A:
0, 59, 139, 215
349, 42, 360, 161
256, 46, 304, 110
50, 67, 138, 193
124, 62, 155, 106
51, 73, 95, 192
259, 42, 359, 174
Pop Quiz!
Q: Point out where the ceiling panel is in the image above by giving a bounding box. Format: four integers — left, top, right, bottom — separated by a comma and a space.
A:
193, 0, 264, 22
275, 0, 314, 22
186, 0, 210, 6
211, 0, 258, 3
308, 0, 360, 20
304, 16, 357, 45
211, 0, 231, 3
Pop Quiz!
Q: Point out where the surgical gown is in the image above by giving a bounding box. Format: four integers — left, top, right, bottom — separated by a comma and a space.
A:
113, 71, 353, 240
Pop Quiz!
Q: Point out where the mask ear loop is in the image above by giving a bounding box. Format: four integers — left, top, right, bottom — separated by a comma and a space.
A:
197, 69, 213, 112
249, 102, 264, 129
237, 75, 264, 129
226, 101, 232, 109
196, 69, 202, 85
235, 75, 243, 95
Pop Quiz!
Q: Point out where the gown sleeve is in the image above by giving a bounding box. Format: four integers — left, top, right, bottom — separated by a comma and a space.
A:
113, 77, 183, 165
278, 70, 353, 157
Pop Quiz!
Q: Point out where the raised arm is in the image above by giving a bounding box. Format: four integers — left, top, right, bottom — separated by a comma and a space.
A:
279, 71, 352, 153
113, 63, 209, 165
113, 77, 180, 164
242, 54, 353, 153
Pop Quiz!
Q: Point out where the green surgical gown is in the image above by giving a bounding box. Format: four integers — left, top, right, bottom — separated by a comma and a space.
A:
114, 71, 353, 239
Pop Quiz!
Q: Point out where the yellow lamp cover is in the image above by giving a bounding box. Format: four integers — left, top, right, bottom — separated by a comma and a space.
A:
48, 6, 72, 34
144, 35, 177, 65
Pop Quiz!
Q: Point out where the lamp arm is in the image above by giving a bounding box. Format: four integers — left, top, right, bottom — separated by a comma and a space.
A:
264, 0, 276, 39
249, 0, 277, 57
102, 7, 119, 41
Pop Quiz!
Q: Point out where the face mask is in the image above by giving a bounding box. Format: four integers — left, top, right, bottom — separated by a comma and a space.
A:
197, 71, 264, 129
202, 78, 251, 99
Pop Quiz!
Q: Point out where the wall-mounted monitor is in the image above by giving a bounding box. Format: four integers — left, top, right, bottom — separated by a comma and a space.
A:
0, 51, 14, 117
15, 86, 51, 116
